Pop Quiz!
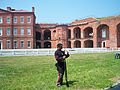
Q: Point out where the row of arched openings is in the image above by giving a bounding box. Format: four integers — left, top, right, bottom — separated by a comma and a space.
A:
36, 23, 120, 48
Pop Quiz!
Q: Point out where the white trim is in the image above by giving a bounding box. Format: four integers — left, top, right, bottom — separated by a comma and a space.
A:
0, 28, 3, 36
7, 16, 10, 23
13, 28, 17, 36
27, 16, 31, 23
27, 27, 31, 35
0, 17, 3, 24
14, 16, 17, 23
13, 40, 17, 49
20, 16, 24, 23
7, 28, 11, 36
20, 40, 24, 48
7, 40, 10, 48
20, 27, 24, 35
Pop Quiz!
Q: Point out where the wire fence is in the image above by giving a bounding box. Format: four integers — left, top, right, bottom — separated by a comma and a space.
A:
0, 48, 120, 56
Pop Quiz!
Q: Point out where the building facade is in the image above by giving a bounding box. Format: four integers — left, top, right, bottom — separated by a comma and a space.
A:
0, 7, 36, 49
0, 7, 120, 49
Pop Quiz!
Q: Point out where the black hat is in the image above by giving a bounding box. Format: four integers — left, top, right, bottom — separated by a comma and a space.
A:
57, 43, 63, 47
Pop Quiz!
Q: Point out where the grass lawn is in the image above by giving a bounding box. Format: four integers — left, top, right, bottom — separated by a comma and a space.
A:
0, 52, 120, 90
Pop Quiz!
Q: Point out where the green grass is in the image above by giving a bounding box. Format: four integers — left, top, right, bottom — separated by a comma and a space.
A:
96, 15, 120, 19
0, 52, 120, 90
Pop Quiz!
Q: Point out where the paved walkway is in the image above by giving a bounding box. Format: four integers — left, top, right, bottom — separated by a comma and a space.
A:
106, 83, 120, 90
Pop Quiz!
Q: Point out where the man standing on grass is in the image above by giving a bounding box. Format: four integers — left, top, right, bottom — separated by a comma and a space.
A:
54, 43, 70, 87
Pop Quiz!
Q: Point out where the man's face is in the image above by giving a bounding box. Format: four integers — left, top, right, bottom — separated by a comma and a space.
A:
60, 46, 63, 49
58, 45, 62, 49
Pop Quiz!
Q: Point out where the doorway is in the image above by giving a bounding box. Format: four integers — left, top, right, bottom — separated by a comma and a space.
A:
102, 41, 106, 48
0, 41, 2, 49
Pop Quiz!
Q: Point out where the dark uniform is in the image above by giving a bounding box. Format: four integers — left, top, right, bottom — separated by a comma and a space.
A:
54, 49, 69, 86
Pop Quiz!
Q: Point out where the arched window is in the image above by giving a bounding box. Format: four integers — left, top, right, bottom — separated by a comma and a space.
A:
44, 30, 51, 40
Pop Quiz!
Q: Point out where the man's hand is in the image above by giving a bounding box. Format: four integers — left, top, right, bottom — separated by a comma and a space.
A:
66, 50, 69, 55
63, 56, 66, 60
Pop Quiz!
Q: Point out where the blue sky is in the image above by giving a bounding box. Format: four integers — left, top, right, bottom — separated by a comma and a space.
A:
0, 0, 120, 24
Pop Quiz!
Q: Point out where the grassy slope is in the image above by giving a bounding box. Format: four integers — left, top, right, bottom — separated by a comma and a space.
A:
0, 52, 120, 90
96, 15, 120, 20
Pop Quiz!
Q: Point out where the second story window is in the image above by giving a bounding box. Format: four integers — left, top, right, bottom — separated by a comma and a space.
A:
20, 28, 24, 35
13, 28, 17, 35
27, 28, 31, 35
14, 17, 17, 23
0, 17, 3, 24
0, 28, 2, 36
7, 28, 10, 36
27, 17, 31, 23
102, 29, 106, 38
7, 17, 10, 23
20, 17, 24, 23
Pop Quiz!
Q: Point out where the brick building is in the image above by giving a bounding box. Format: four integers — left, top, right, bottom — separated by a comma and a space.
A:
0, 7, 120, 49
0, 7, 36, 49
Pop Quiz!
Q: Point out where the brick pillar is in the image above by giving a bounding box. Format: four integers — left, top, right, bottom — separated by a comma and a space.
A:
71, 40, 74, 48
41, 30, 44, 40
109, 25, 117, 48
81, 29, 84, 38
93, 27, 97, 48
71, 29, 74, 39
41, 41, 44, 48
81, 40, 84, 48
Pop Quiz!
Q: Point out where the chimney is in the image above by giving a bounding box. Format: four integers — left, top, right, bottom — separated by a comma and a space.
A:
32, 7, 34, 12
7, 7, 11, 11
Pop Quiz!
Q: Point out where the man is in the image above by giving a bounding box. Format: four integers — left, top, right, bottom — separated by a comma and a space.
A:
54, 43, 70, 87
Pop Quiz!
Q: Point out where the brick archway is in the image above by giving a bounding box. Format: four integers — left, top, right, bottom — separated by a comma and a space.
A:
97, 24, 109, 47
36, 32, 41, 40
67, 41, 71, 48
74, 40, 81, 48
44, 30, 51, 40
44, 42, 51, 48
117, 23, 120, 47
73, 27, 81, 39
67, 29, 71, 39
84, 27, 93, 38
84, 40, 93, 48
36, 42, 41, 48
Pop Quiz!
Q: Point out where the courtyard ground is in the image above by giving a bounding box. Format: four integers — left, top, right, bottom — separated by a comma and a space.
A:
0, 52, 120, 90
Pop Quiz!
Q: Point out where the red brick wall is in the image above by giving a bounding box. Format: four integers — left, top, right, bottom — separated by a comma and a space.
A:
0, 7, 35, 49
35, 16, 120, 49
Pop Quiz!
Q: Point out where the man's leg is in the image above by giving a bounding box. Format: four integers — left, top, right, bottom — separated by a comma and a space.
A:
56, 65, 64, 86
60, 71, 64, 85
57, 72, 63, 86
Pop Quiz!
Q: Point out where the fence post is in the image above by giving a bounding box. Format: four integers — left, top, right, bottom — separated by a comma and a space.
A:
0, 51, 1, 56
84, 49, 85, 53
92, 48, 94, 53
25, 50, 27, 56
12, 50, 14, 56
112, 48, 114, 52
37, 49, 39, 55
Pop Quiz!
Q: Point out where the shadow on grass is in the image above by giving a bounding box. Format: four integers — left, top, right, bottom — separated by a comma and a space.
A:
62, 80, 79, 86
106, 83, 120, 90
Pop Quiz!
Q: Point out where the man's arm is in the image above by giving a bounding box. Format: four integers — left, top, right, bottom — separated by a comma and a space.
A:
55, 51, 66, 62
65, 51, 70, 58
